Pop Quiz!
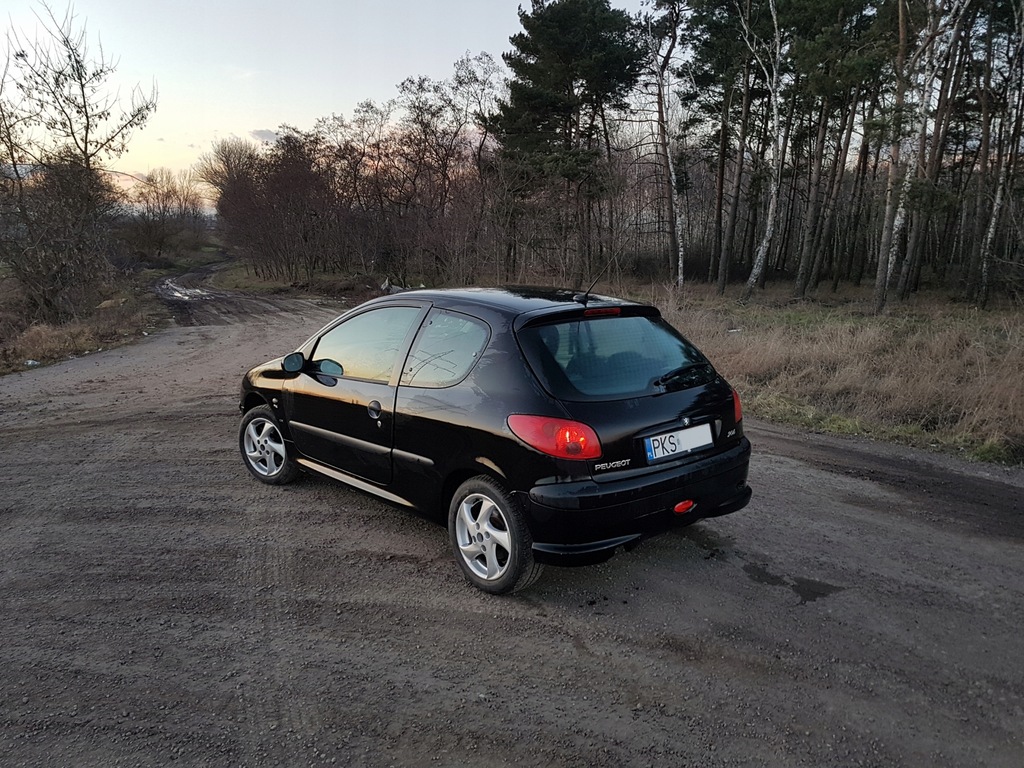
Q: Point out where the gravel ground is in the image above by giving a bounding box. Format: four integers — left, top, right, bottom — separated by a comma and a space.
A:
1, 282, 1022, 767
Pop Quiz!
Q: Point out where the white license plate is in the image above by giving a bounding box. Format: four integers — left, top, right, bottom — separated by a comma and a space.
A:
644, 423, 713, 463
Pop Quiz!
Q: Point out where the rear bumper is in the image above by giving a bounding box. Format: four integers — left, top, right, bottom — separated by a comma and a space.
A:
518, 438, 751, 566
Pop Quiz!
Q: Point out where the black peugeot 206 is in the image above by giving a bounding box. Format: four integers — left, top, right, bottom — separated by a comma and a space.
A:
238, 287, 751, 593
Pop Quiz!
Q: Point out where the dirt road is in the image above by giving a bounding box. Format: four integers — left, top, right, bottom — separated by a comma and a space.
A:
1, 282, 1022, 767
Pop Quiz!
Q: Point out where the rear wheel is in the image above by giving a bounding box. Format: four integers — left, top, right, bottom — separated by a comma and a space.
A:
449, 476, 544, 594
239, 405, 300, 485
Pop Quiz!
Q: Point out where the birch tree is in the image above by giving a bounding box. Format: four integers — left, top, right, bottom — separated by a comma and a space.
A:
873, 0, 972, 313
639, 0, 689, 287
738, 0, 787, 302
977, 0, 1023, 306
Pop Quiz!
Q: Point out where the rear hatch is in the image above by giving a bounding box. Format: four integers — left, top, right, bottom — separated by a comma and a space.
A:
516, 307, 743, 483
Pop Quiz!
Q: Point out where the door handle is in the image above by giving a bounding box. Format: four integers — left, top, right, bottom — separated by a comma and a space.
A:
367, 400, 382, 419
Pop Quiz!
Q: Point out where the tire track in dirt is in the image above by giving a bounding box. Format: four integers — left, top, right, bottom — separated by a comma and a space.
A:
745, 420, 1024, 539
155, 272, 343, 327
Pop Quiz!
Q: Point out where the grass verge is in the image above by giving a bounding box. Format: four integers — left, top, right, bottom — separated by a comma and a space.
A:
0, 292, 165, 375
653, 282, 1024, 466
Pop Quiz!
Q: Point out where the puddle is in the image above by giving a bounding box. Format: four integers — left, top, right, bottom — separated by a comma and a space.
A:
743, 562, 788, 587
682, 526, 732, 559
790, 576, 845, 604
155, 277, 217, 301
743, 563, 845, 604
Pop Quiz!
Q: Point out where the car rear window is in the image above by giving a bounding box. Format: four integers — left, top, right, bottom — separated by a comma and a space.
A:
519, 314, 714, 401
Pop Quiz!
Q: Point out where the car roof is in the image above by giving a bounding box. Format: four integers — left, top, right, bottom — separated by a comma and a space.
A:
300, 286, 660, 355
391, 286, 645, 318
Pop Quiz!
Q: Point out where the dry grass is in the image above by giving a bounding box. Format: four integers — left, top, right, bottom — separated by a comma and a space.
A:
210, 261, 384, 305
0, 243, 221, 374
208, 260, 295, 294
650, 282, 1024, 465
0, 293, 160, 375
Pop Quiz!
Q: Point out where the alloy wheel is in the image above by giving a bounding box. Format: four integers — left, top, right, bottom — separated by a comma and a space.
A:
454, 492, 513, 581
243, 417, 288, 478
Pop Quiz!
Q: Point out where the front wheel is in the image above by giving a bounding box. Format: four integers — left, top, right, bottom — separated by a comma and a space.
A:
448, 476, 544, 594
239, 405, 300, 485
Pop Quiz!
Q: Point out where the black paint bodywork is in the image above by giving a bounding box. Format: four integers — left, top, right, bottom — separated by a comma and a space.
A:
239, 287, 751, 565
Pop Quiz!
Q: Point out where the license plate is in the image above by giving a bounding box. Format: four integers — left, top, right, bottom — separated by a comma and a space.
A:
644, 423, 713, 463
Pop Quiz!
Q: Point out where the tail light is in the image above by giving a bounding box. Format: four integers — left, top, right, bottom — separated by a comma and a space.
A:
732, 389, 743, 423
508, 415, 602, 460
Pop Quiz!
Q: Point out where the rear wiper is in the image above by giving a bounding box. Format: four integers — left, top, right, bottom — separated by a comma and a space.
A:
652, 362, 709, 387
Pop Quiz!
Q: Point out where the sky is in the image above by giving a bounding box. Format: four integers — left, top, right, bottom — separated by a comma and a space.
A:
4, 0, 647, 178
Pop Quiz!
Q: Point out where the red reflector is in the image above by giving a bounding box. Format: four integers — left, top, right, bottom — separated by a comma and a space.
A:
583, 307, 621, 317
673, 500, 695, 515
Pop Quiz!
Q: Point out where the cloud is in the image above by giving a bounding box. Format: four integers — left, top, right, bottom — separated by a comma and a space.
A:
250, 129, 279, 144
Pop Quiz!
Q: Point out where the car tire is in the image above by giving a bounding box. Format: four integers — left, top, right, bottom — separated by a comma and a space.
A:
448, 475, 544, 594
239, 405, 300, 485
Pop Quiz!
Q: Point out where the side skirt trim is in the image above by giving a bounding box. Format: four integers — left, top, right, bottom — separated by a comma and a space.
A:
296, 458, 414, 508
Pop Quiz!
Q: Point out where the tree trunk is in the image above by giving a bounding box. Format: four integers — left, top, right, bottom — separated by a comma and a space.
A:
656, 58, 684, 287
794, 101, 830, 297
711, 92, 730, 282
873, 0, 909, 313
814, 90, 858, 291
719, 62, 752, 295
979, 14, 1024, 306
741, 0, 785, 302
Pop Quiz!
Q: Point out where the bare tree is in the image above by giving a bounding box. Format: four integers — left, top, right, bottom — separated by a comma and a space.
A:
129, 168, 206, 258
7, 4, 155, 170
195, 137, 261, 211
0, 2, 157, 321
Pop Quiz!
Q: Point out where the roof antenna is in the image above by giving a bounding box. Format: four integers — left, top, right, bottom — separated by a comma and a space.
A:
573, 260, 612, 305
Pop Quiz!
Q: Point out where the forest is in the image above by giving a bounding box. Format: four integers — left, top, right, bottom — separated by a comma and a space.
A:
1, 0, 1022, 323
193, 0, 1023, 312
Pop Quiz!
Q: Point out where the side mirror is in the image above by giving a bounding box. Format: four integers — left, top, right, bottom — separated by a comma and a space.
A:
282, 352, 306, 373
318, 359, 344, 377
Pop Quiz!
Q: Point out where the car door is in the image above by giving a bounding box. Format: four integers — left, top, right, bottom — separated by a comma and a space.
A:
285, 303, 427, 485
391, 308, 493, 482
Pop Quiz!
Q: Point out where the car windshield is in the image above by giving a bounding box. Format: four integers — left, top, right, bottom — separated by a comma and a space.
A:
519, 314, 714, 401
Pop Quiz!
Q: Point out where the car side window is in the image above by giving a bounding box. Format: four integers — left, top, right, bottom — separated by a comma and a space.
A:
400, 309, 489, 388
312, 306, 422, 383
